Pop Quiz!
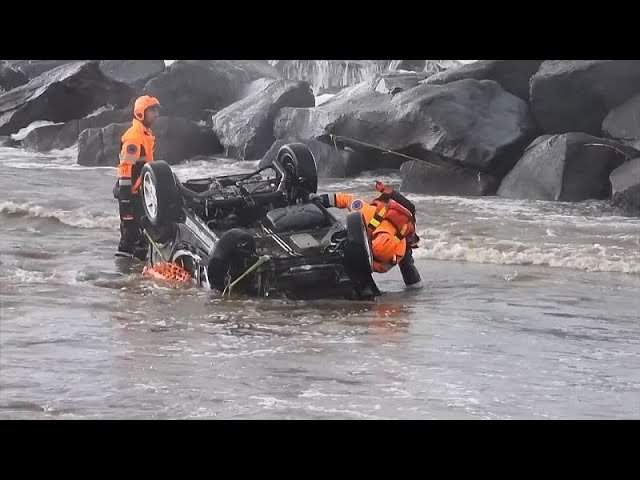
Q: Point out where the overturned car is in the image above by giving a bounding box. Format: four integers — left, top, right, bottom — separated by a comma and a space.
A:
139, 143, 381, 300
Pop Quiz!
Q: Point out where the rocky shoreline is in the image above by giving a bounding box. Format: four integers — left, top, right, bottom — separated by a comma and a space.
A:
1, 59, 638, 216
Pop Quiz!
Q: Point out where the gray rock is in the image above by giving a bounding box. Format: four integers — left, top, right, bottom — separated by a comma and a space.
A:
22, 108, 131, 151
212, 79, 315, 160
77, 116, 222, 166
610, 158, 640, 216
6, 60, 80, 79
602, 93, 640, 150
497, 133, 639, 201
530, 60, 640, 135
371, 72, 429, 94
99, 60, 165, 89
424, 60, 543, 101
0, 61, 132, 136
274, 78, 537, 176
144, 60, 281, 121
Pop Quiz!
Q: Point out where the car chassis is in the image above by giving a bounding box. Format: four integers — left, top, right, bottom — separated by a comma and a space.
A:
140, 143, 380, 300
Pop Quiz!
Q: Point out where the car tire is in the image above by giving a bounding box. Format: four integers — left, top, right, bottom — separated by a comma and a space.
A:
343, 211, 374, 275
276, 143, 318, 200
141, 161, 181, 242
207, 228, 257, 293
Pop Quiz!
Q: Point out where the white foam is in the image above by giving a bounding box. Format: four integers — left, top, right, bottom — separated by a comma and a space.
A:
0, 145, 80, 169
321, 172, 402, 191
85, 105, 114, 118
418, 195, 640, 229
0, 201, 119, 230
10, 121, 64, 141
414, 228, 640, 274
315, 93, 335, 106
2, 267, 79, 285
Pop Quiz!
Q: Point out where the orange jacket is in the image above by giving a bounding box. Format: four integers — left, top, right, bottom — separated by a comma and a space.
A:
117, 118, 155, 194
330, 193, 411, 273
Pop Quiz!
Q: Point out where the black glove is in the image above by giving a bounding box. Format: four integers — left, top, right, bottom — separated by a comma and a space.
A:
309, 193, 331, 208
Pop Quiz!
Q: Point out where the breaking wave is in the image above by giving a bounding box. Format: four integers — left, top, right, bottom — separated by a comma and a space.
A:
0, 266, 79, 285
0, 201, 118, 230
414, 228, 640, 274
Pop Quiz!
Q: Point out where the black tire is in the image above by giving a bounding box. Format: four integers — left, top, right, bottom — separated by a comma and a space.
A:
343, 211, 374, 275
140, 161, 182, 243
207, 228, 257, 292
276, 143, 318, 200
141, 161, 181, 225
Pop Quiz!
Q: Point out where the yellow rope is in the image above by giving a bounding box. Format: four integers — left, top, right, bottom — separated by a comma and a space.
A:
142, 229, 167, 263
223, 255, 270, 298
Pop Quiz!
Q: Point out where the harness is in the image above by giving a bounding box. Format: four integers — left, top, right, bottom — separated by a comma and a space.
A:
366, 181, 419, 273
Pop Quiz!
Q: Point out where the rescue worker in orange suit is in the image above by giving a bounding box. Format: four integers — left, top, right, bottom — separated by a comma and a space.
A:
114, 95, 161, 259
312, 181, 423, 289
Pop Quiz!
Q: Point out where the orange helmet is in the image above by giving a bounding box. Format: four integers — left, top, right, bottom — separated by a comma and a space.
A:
134, 95, 160, 121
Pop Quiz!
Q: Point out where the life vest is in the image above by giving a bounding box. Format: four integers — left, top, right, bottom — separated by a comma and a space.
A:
367, 181, 417, 245
366, 181, 418, 273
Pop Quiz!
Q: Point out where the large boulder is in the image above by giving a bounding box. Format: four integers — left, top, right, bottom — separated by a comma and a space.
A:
144, 60, 281, 121
610, 158, 640, 216
77, 116, 222, 166
0, 61, 132, 136
6, 60, 80, 80
400, 159, 498, 196
370, 72, 429, 94
424, 60, 543, 102
0, 61, 28, 91
497, 133, 639, 201
21, 108, 131, 151
274, 78, 537, 176
99, 60, 165, 89
241, 77, 279, 99
602, 93, 640, 150
530, 60, 640, 135
212, 79, 315, 160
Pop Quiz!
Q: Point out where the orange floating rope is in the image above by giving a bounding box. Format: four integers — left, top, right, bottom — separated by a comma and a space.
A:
142, 262, 193, 285
141, 228, 193, 285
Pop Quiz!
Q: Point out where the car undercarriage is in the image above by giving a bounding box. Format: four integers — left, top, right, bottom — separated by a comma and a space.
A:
140, 143, 380, 300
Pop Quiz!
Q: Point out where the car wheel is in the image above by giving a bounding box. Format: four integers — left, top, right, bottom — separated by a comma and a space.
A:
343, 211, 374, 275
207, 228, 258, 293
276, 143, 318, 200
141, 161, 181, 242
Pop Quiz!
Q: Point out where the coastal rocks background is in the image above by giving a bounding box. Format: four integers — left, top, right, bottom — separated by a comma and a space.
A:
1, 58, 639, 215
212, 79, 315, 160
77, 116, 221, 167
497, 133, 638, 201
